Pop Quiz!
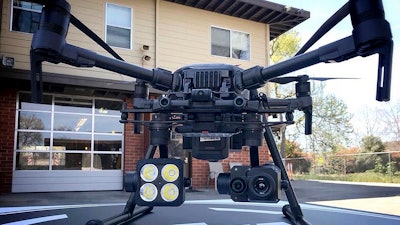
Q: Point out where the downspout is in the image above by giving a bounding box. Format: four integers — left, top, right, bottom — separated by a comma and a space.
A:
265, 24, 270, 67
0, 0, 3, 32
155, 0, 159, 67
265, 24, 271, 96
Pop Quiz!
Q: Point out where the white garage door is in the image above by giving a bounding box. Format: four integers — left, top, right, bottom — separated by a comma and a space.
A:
12, 93, 124, 192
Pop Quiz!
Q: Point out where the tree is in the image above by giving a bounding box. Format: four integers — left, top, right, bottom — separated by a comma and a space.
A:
268, 30, 301, 98
311, 93, 353, 152
270, 32, 353, 155
360, 135, 385, 153
19, 114, 44, 148
270, 30, 301, 63
285, 139, 303, 158
284, 139, 311, 174
354, 135, 386, 172
289, 82, 353, 153
379, 100, 400, 141
351, 106, 382, 148
267, 30, 302, 157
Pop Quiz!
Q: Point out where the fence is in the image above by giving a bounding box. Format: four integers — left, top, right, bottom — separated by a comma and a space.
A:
283, 151, 400, 176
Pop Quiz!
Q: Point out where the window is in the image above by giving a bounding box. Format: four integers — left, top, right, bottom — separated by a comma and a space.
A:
15, 93, 123, 171
211, 27, 250, 60
11, 0, 42, 33
106, 3, 132, 49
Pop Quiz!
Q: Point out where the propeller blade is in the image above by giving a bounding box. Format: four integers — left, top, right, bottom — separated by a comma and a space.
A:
309, 77, 359, 81
268, 75, 308, 84
269, 75, 358, 84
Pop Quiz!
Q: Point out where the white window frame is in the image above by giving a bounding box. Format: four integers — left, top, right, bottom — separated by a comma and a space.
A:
14, 92, 124, 172
105, 2, 133, 49
10, 0, 43, 33
210, 26, 250, 61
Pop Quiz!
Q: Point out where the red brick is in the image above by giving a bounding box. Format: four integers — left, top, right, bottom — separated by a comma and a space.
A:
0, 88, 17, 193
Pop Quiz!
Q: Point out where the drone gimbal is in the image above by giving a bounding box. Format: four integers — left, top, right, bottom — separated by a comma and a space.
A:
29, 0, 393, 224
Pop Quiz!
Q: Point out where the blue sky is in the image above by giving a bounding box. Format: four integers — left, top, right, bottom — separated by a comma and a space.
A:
267, 0, 400, 144
268, 0, 400, 109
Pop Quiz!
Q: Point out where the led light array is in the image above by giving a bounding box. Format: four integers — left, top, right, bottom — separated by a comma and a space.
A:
135, 158, 185, 206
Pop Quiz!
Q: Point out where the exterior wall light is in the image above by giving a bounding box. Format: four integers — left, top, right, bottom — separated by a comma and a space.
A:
1, 56, 14, 67
142, 55, 151, 61
141, 45, 149, 51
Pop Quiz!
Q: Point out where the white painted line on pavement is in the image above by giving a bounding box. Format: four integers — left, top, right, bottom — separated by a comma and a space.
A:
308, 180, 400, 187
0, 203, 125, 216
256, 223, 290, 225
186, 199, 400, 221
185, 199, 287, 207
174, 223, 208, 225
2, 214, 68, 225
209, 207, 282, 215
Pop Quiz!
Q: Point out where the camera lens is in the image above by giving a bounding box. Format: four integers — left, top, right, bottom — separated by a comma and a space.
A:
250, 175, 274, 198
216, 173, 230, 194
230, 178, 247, 194
254, 177, 269, 193
160, 97, 170, 107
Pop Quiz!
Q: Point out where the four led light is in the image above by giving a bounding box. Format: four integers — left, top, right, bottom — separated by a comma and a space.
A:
140, 183, 158, 202
140, 164, 158, 182
161, 164, 179, 182
135, 158, 184, 206
161, 183, 179, 202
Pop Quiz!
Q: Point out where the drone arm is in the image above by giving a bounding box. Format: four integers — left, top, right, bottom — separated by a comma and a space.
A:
30, 0, 173, 102
242, 35, 357, 90
303, 106, 312, 135
33, 42, 173, 91
260, 96, 312, 134
241, 0, 393, 102
30, 51, 44, 103
376, 40, 393, 101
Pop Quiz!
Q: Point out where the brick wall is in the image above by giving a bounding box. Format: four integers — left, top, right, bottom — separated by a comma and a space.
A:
0, 88, 272, 192
123, 99, 148, 173
191, 144, 271, 189
122, 97, 272, 190
0, 88, 17, 193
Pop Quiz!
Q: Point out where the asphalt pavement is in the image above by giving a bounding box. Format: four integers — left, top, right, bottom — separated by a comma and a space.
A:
0, 180, 399, 216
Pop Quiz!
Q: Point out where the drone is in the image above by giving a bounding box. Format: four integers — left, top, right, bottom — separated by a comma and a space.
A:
29, 0, 393, 224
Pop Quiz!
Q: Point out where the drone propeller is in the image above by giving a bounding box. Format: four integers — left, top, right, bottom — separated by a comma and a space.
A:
267, 75, 358, 135
269, 75, 358, 84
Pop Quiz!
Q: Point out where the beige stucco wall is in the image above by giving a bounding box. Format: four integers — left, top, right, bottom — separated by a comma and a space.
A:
156, 0, 269, 72
1, 0, 269, 80
0, 0, 156, 81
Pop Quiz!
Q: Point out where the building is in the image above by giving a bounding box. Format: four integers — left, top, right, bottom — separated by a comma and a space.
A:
0, 0, 309, 193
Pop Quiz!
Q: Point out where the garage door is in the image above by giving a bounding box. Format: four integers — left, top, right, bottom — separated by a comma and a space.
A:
12, 93, 124, 192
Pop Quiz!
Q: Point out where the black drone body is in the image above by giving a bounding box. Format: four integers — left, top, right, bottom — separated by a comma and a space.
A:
120, 63, 313, 161
28, 0, 394, 225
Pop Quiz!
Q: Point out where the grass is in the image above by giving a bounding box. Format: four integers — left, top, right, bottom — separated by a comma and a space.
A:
293, 172, 400, 183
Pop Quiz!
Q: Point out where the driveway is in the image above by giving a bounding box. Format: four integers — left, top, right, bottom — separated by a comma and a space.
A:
289, 180, 400, 216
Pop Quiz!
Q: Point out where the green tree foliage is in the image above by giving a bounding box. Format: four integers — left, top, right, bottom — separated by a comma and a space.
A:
270, 30, 301, 63
269, 30, 353, 159
386, 161, 396, 176
324, 153, 345, 174
354, 154, 377, 173
285, 139, 303, 158
311, 93, 353, 152
293, 83, 353, 153
284, 140, 311, 174
355, 135, 386, 172
268, 30, 301, 98
360, 135, 386, 153
374, 157, 386, 173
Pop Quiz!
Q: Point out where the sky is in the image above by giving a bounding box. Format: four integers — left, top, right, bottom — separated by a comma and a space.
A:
268, 0, 400, 144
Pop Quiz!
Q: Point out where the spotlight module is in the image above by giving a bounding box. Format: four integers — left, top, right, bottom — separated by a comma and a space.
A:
125, 158, 185, 206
